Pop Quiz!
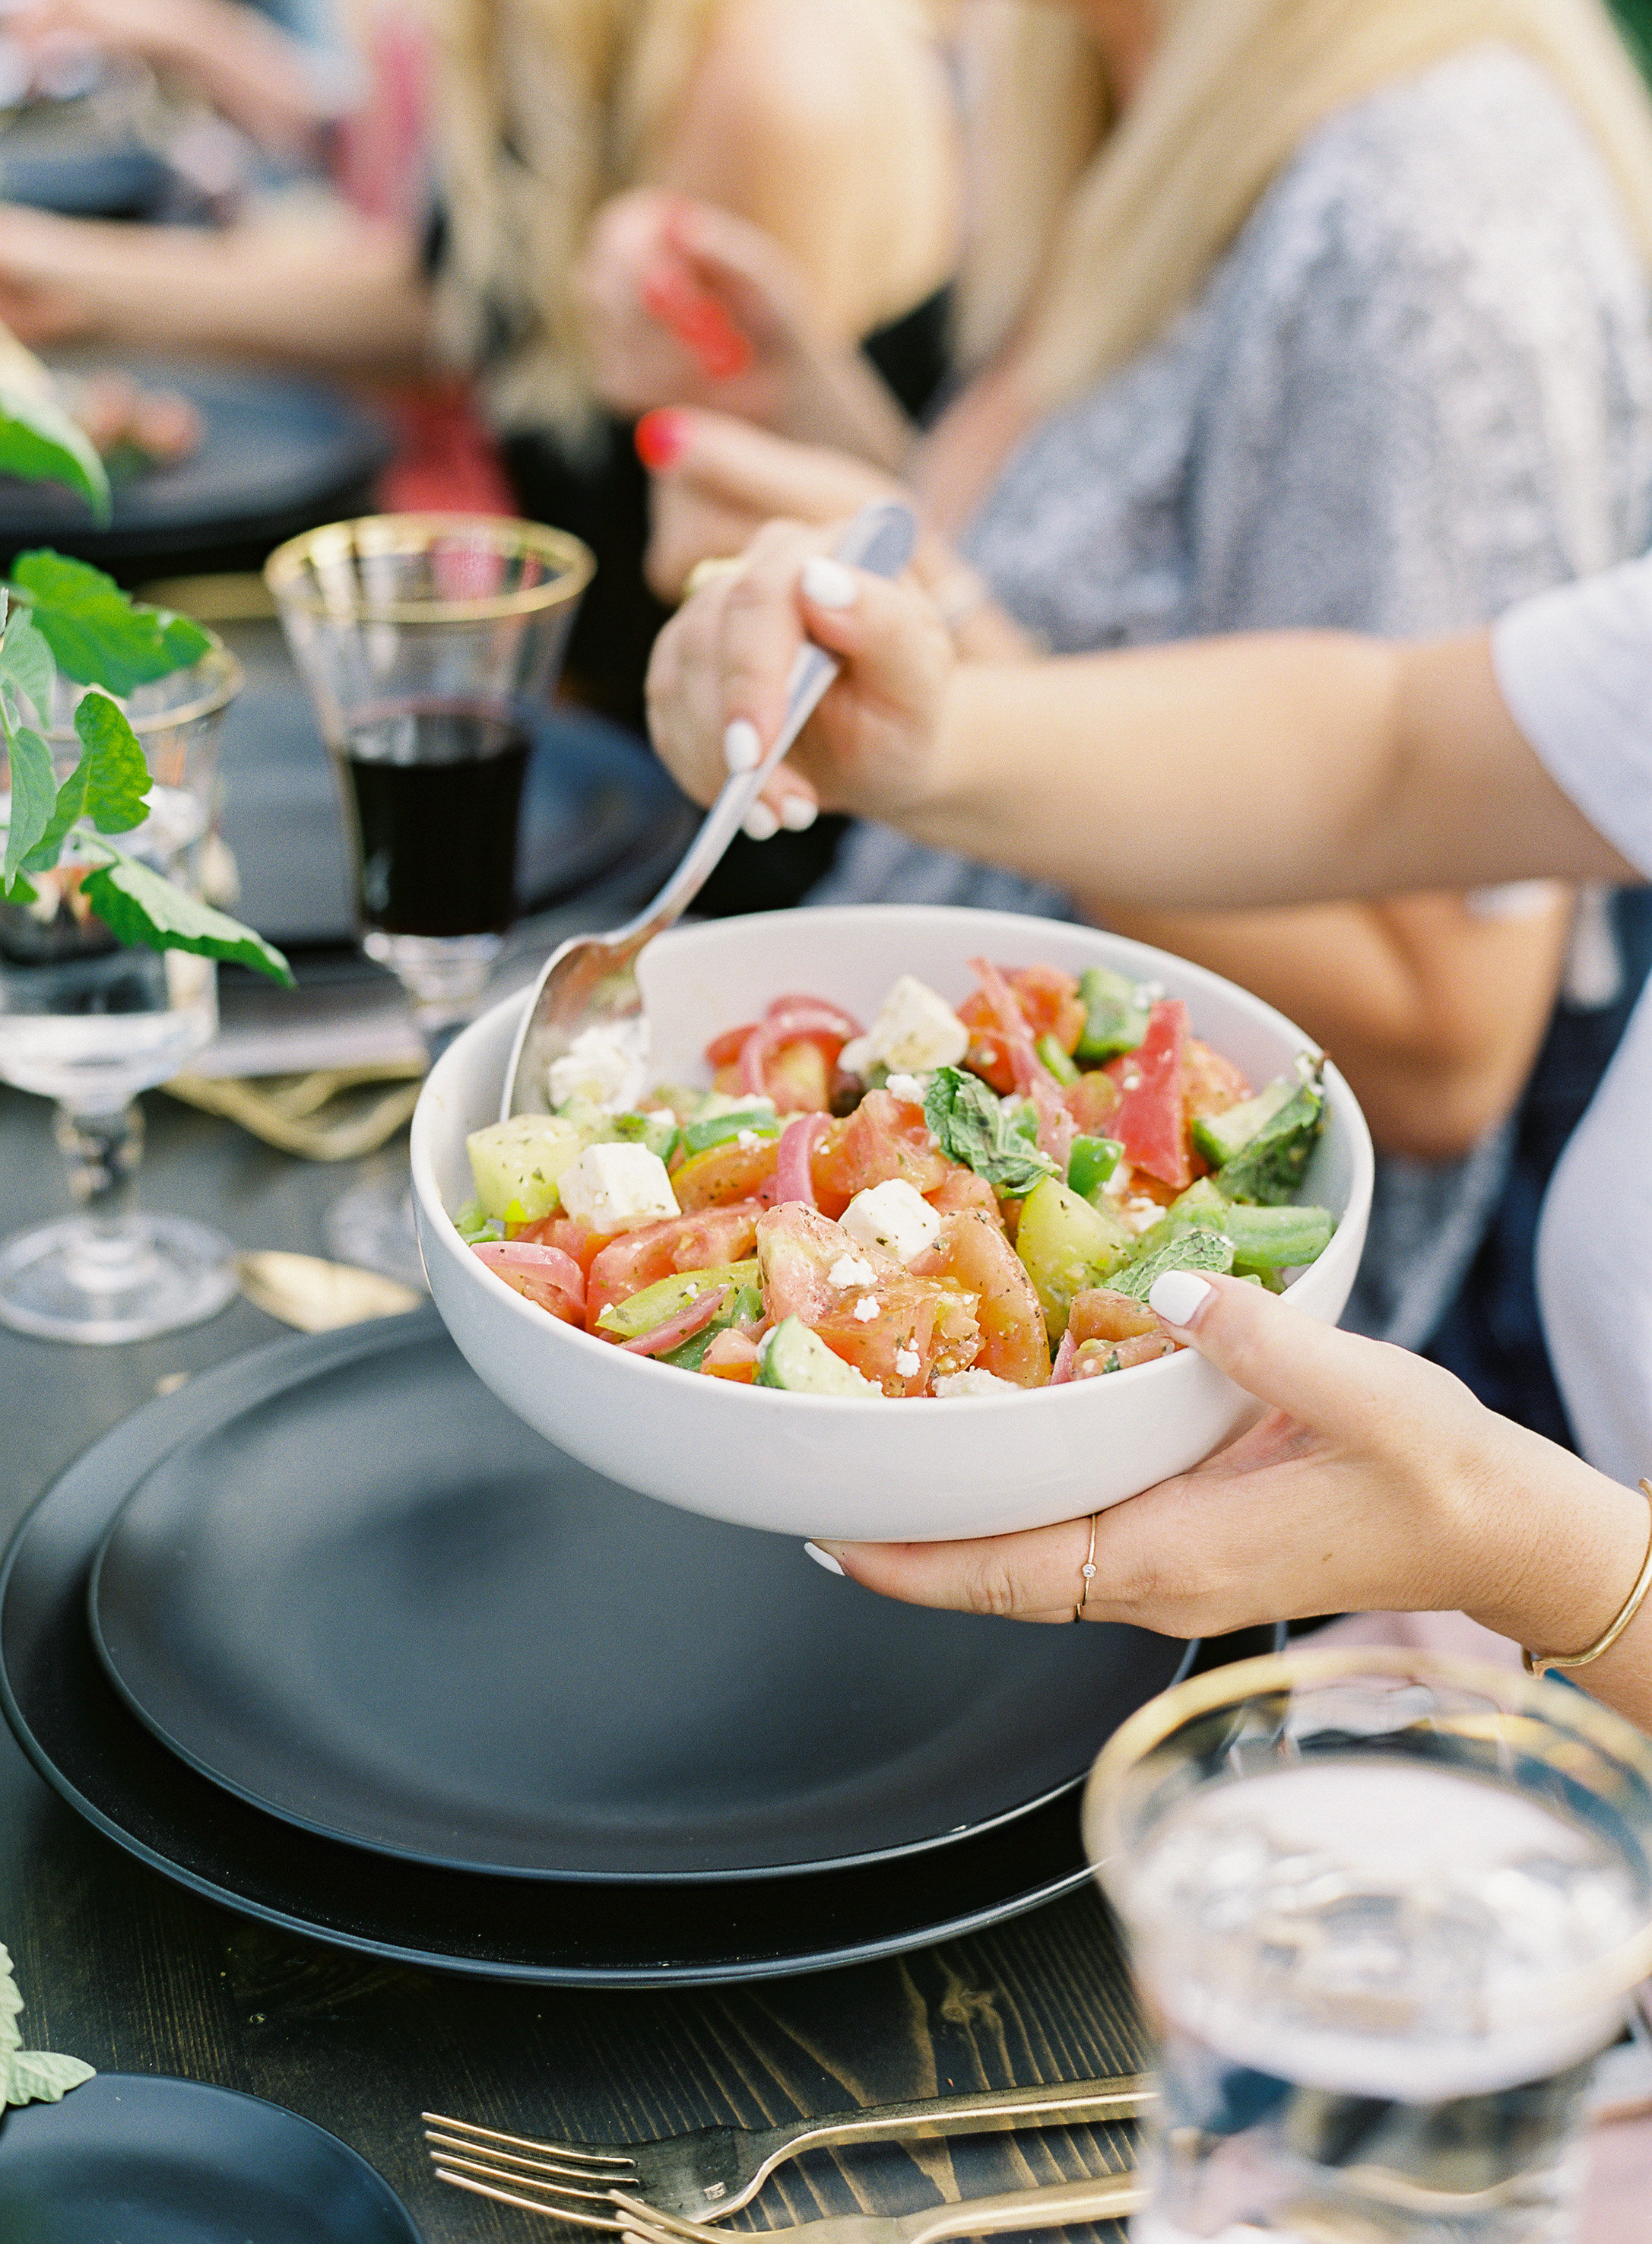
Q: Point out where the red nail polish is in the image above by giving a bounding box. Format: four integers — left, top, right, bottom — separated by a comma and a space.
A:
635, 407, 689, 471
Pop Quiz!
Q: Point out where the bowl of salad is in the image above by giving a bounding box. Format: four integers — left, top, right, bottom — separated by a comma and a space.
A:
411, 905, 1372, 1541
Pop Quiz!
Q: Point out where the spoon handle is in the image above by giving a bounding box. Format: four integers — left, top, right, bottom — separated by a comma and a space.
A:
616, 500, 918, 944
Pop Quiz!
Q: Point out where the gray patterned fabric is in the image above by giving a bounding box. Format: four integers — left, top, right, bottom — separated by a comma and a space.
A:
811, 43, 1652, 1345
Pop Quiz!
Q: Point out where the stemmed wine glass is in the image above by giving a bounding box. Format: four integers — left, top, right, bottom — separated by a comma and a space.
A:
265, 514, 593, 1281
0, 641, 244, 1342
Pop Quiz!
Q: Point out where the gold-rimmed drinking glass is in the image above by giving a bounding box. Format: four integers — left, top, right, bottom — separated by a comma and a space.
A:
265, 514, 593, 1279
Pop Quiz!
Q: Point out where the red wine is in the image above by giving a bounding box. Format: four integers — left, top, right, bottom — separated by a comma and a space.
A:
343, 704, 528, 937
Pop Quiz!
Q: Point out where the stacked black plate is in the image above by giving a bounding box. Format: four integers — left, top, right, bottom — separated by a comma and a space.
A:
0, 1312, 1192, 1983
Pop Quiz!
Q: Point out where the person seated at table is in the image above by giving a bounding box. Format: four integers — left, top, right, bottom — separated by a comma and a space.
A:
631, 0, 1652, 1359
642, 520, 1652, 1735
0, 0, 959, 740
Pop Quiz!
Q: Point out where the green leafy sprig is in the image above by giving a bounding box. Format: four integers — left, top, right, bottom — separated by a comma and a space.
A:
0, 1943, 94, 2108
924, 1066, 1059, 1199
0, 540, 292, 987
0, 383, 110, 526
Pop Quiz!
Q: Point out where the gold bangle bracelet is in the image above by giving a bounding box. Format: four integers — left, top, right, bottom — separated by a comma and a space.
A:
1524, 1479, 1652, 1678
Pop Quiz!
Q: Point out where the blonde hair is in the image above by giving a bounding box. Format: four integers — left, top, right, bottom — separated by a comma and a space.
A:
420, 0, 722, 439
961, 0, 1652, 412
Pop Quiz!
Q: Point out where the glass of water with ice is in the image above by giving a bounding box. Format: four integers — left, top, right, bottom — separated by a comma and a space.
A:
1085, 1647, 1652, 2244
0, 641, 243, 1342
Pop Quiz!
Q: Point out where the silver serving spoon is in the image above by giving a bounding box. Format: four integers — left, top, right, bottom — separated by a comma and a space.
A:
501, 499, 917, 1120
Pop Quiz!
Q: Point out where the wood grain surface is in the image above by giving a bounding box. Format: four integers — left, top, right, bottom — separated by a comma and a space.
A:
0, 1082, 1195, 2242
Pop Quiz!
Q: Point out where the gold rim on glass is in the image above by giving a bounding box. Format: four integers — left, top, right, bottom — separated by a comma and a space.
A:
42, 639, 243, 743
1081, 1643, 1652, 2012
263, 515, 596, 626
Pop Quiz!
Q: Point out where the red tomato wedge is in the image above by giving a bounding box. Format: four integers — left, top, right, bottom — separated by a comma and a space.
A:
672, 1137, 779, 1211
755, 1203, 979, 1395
736, 999, 861, 1110
1105, 999, 1191, 1189
515, 1214, 610, 1278
925, 1164, 1004, 1226
811, 1089, 951, 1216
705, 1023, 756, 1068
911, 1209, 1048, 1386
1005, 965, 1086, 1055
585, 1203, 763, 1330
703, 1328, 761, 1380
1064, 1070, 1121, 1136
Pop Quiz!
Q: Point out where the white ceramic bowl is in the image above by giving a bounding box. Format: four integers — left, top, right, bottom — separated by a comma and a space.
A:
412, 905, 1372, 1541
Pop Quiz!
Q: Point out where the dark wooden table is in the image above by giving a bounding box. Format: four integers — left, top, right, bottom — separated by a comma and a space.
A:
0, 1079, 1197, 2243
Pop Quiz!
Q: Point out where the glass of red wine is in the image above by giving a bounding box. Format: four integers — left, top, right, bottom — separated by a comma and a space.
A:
265, 515, 593, 1280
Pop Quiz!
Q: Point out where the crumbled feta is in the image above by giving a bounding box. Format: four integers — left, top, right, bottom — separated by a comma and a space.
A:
842, 1179, 941, 1266
1117, 1195, 1163, 1237
893, 1345, 921, 1377
735, 1130, 763, 1149
839, 976, 969, 1078
548, 1019, 649, 1114
853, 1295, 880, 1322
557, 1142, 678, 1231
829, 1254, 877, 1291
883, 1072, 929, 1105
933, 1368, 1019, 1398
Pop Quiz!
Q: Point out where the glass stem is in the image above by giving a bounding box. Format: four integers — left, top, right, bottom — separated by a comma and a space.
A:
53, 1099, 144, 1205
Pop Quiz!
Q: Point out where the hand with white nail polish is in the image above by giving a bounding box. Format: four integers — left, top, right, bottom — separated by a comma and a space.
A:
810, 1276, 1652, 1729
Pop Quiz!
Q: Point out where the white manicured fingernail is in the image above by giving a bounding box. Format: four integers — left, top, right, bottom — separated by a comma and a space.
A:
724, 718, 761, 773
744, 800, 779, 842
801, 556, 858, 609
778, 794, 818, 831
1149, 1271, 1215, 1328
804, 1541, 845, 1576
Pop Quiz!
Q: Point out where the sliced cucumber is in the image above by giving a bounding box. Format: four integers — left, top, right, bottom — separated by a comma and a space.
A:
756, 1317, 882, 1396
680, 1105, 782, 1157
1074, 967, 1149, 1063
596, 1260, 760, 1341
1190, 1075, 1298, 1168
1222, 1202, 1334, 1273
1216, 1070, 1326, 1206
1034, 1032, 1080, 1086
466, 1114, 591, 1222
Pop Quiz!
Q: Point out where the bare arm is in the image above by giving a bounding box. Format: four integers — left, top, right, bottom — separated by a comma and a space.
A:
0, 204, 432, 372
645, 528, 1639, 902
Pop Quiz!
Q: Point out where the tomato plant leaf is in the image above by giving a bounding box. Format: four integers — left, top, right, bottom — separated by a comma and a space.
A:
0, 390, 110, 525
81, 853, 294, 985
10, 551, 211, 690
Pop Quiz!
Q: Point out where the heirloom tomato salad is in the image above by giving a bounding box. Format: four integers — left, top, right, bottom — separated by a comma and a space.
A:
452, 959, 1335, 1396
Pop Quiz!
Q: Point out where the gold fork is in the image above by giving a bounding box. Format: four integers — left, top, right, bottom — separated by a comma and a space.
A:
423, 2076, 1153, 2227
436, 2166, 1145, 2239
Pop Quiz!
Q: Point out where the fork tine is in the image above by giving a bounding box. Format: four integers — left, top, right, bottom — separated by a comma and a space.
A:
423, 2129, 623, 2195
422, 2110, 636, 2173
436, 2163, 626, 2227
610, 2187, 725, 2242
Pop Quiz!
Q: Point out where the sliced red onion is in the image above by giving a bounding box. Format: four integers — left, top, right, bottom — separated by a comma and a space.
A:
775, 1112, 829, 1206
1032, 1076, 1076, 1172
737, 1002, 860, 1100
1050, 1330, 1077, 1385
620, 1282, 730, 1357
473, 1238, 585, 1309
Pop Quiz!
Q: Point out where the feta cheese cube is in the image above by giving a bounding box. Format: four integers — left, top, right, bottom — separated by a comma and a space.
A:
933, 1368, 1019, 1398
547, 1019, 650, 1114
839, 976, 969, 1078
842, 1179, 941, 1266
883, 1072, 929, 1105
557, 1143, 678, 1231
828, 1254, 877, 1290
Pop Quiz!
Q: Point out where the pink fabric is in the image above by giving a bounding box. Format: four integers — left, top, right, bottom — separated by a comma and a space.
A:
1307, 1606, 1526, 1672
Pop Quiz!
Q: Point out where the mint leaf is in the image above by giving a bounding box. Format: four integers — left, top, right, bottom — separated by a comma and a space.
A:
924, 1065, 1057, 1199
0, 388, 110, 524
2, 721, 54, 886
0, 1945, 94, 2108
81, 854, 294, 986
11, 551, 211, 691
0, 608, 55, 723
7, 2049, 97, 2106
70, 690, 152, 832
17, 692, 153, 876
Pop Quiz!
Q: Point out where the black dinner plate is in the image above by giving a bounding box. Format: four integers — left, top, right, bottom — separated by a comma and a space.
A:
0, 2072, 419, 2243
0, 360, 392, 582
214, 617, 695, 946
0, 1324, 1191, 1985
86, 1314, 1184, 1881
